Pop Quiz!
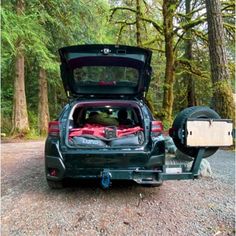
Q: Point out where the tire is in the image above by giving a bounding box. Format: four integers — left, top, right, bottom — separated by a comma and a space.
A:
171, 106, 220, 158
47, 179, 64, 189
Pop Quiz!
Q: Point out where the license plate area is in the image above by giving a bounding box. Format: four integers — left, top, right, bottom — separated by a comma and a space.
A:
186, 119, 233, 147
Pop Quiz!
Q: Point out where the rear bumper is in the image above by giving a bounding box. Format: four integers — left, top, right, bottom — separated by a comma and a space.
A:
45, 154, 165, 182
45, 154, 199, 184
45, 137, 166, 182
45, 139, 204, 184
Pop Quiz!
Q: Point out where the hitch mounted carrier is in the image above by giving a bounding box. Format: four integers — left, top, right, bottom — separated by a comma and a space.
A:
159, 148, 205, 181
100, 148, 206, 188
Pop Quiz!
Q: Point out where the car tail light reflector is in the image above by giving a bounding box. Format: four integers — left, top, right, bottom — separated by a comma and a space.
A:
151, 121, 163, 133
49, 168, 57, 177
48, 121, 60, 137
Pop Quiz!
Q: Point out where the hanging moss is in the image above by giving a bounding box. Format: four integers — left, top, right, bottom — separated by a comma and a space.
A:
212, 80, 235, 122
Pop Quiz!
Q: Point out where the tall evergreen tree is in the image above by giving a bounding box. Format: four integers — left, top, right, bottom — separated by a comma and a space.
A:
205, 0, 235, 120
135, 0, 142, 46
12, 0, 29, 134
38, 68, 49, 135
184, 0, 196, 107
161, 0, 178, 126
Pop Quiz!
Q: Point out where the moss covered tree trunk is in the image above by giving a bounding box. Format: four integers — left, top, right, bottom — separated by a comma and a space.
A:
205, 0, 235, 120
135, 0, 142, 47
184, 0, 196, 107
38, 68, 50, 135
12, 0, 29, 134
161, 0, 178, 126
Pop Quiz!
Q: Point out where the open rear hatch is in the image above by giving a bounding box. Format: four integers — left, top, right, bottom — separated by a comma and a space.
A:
59, 44, 152, 98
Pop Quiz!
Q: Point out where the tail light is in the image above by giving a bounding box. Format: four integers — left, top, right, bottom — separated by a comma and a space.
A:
48, 121, 60, 137
151, 121, 163, 134
49, 168, 57, 177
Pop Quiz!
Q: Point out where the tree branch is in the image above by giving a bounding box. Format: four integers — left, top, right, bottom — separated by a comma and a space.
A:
191, 28, 208, 43
142, 38, 157, 46
140, 16, 162, 33
114, 20, 137, 44
175, 58, 209, 79
113, 20, 136, 25
116, 24, 126, 45
173, 31, 186, 52
145, 47, 165, 53
176, 6, 205, 19
110, 7, 137, 21
142, 0, 149, 12
174, 17, 206, 34
223, 22, 235, 40
221, 3, 235, 12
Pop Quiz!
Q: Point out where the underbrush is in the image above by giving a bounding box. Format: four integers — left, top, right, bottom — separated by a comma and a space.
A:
1, 111, 47, 141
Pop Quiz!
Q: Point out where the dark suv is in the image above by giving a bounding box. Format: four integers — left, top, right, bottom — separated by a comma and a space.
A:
45, 44, 231, 189
45, 44, 167, 188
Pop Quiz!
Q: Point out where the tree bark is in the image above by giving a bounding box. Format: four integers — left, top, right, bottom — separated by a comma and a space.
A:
184, 0, 196, 107
135, 0, 142, 46
161, 0, 178, 126
12, 0, 29, 134
205, 0, 235, 119
38, 68, 50, 135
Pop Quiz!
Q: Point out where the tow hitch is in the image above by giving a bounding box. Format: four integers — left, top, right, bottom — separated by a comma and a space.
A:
99, 148, 206, 188
101, 170, 112, 189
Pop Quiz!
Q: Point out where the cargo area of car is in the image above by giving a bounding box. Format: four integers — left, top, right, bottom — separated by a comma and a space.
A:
66, 101, 148, 149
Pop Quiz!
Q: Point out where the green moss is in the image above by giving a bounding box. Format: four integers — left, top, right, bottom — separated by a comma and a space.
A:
25, 128, 46, 140
212, 80, 235, 122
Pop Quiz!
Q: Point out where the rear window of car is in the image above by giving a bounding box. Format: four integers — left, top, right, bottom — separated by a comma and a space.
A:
73, 66, 139, 87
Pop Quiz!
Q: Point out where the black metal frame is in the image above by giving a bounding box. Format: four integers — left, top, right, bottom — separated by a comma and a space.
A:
100, 148, 206, 188
159, 148, 205, 181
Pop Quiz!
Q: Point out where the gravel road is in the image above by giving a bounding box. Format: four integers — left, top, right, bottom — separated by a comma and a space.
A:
1, 141, 235, 236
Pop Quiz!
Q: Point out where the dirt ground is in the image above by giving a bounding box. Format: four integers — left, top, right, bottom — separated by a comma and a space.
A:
1, 141, 235, 236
